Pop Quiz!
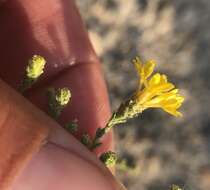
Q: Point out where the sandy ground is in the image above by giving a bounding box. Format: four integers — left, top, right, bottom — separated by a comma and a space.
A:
76, 1, 210, 189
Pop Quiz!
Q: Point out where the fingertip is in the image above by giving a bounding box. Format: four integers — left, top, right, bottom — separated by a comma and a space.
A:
12, 143, 125, 190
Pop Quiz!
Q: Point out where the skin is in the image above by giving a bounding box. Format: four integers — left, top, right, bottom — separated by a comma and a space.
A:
0, 0, 126, 189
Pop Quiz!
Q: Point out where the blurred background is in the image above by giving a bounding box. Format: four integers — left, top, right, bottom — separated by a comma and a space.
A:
76, 0, 210, 189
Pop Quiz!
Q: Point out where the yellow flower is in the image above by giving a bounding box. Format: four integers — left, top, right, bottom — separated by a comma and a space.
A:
132, 57, 184, 117
96, 56, 184, 144
105, 56, 184, 131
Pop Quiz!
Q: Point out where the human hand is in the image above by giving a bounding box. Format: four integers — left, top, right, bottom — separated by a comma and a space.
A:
0, 0, 124, 189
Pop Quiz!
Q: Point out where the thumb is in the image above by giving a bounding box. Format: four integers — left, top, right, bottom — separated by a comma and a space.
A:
12, 144, 125, 190
0, 80, 126, 190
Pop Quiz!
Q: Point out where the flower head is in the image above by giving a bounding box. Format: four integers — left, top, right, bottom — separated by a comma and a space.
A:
132, 57, 184, 117
99, 151, 118, 167
171, 185, 182, 190
55, 88, 71, 106
81, 133, 92, 148
47, 87, 71, 119
26, 55, 46, 79
105, 57, 184, 130
19, 55, 46, 93
92, 56, 185, 151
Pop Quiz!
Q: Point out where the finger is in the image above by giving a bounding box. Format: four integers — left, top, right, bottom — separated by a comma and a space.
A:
0, 0, 113, 154
12, 144, 124, 190
0, 80, 124, 190
0, 0, 95, 86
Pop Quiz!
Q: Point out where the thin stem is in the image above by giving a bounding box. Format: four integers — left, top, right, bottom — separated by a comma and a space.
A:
90, 120, 115, 151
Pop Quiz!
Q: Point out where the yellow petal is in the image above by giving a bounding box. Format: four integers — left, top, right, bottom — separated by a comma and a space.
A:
143, 60, 156, 79
163, 107, 183, 117
148, 73, 168, 87
149, 73, 161, 86
176, 96, 185, 103
134, 62, 142, 74
164, 99, 178, 105
133, 57, 145, 84
133, 57, 142, 72
160, 74, 168, 84
157, 89, 179, 100
152, 83, 175, 93
143, 97, 163, 107
169, 89, 179, 94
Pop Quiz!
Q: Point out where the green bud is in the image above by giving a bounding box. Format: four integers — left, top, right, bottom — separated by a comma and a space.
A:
171, 185, 182, 190
26, 55, 46, 79
99, 151, 118, 167
65, 120, 78, 134
47, 87, 71, 119
19, 55, 46, 93
55, 88, 71, 106
81, 133, 91, 147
